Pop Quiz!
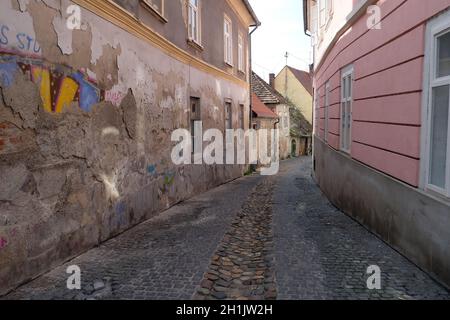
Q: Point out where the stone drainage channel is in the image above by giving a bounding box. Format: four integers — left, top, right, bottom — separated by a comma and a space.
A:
193, 179, 277, 300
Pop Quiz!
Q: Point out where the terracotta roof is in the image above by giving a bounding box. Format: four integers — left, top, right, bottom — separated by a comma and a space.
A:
252, 93, 278, 119
251, 72, 288, 105
287, 66, 313, 95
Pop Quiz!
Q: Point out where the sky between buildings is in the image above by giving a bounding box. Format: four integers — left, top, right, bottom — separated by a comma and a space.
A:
249, 0, 312, 81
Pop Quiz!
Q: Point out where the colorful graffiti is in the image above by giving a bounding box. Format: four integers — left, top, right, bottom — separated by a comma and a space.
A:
147, 164, 157, 176
0, 60, 17, 87
114, 201, 127, 227
164, 172, 175, 186
0, 237, 8, 250
0, 55, 104, 113
105, 90, 125, 107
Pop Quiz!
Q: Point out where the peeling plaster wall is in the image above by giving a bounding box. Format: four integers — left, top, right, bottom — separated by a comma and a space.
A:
0, 0, 249, 295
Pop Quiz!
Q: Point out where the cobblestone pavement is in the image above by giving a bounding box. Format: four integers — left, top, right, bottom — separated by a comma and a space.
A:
3, 157, 450, 300
4, 175, 264, 300
272, 158, 450, 300
193, 179, 277, 300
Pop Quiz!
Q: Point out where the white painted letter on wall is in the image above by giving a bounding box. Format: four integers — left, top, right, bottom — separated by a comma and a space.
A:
66, 5, 81, 30
367, 5, 381, 30
66, 265, 81, 290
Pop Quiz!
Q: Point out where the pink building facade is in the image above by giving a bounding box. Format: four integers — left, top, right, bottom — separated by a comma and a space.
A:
304, 0, 450, 287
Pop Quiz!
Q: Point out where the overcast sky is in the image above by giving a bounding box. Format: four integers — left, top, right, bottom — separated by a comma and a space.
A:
248, 0, 312, 81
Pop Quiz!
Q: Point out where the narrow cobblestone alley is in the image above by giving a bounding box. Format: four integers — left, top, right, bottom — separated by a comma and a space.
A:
4, 158, 449, 300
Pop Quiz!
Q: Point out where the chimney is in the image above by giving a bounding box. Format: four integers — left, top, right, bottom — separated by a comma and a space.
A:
269, 73, 275, 88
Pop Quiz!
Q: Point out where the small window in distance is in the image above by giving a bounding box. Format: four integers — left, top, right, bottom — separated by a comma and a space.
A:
239, 104, 245, 129
113, 0, 139, 16
190, 97, 201, 154
143, 0, 163, 14
319, 0, 326, 27
324, 81, 330, 143
340, 65, 353, 153
140, 0, 167, 21
224, 16, 233, 65
225, 101, 233, 130
318, 0, 333, 29
188, 0, 200, 44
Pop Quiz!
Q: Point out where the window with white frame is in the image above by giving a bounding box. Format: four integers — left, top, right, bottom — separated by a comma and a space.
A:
325, 81, 330, 143
423, 12, 450, 196
238, 32, 245, 72
224, 16, 233, 65
314, 90, 319, 136
142, 0, 164, 16
340, 65, 353, 153
318, 0, 333, 29
188, 0, 200, 43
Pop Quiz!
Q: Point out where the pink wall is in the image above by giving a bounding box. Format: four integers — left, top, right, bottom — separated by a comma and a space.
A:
314, 0, 450, 187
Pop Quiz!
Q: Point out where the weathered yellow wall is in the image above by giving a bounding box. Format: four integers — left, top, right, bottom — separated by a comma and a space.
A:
274, 67, 313, 124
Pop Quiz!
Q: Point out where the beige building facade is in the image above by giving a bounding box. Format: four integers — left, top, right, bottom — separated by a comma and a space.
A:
274, 66, 313, 124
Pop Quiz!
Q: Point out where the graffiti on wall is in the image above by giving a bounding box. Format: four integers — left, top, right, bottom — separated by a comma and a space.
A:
114, 201, 127, 228
164, 171, 175, 186
0, 24, 42, 56
0, 55, 105, 113
0, 237, 7, 250
105, 90, 125, 107
147, 164, 157, 176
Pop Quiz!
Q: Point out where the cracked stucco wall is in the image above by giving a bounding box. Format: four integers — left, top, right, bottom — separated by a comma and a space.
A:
0, 0, 249, 295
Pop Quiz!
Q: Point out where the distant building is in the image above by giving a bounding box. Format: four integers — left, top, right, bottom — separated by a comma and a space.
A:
252, 72, 312, 158
251, 93, 279, 129
304, 0, 450, 287
251, 93, 279, 166
273, 66, 313, 124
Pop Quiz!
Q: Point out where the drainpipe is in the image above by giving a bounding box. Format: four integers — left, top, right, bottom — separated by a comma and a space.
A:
273, 118, 280, 162
273, 118, 280, 130
248, 23, 259, 129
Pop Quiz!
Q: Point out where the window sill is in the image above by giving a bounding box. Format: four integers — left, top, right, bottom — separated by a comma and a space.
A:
238, 69, 246, 75
424, 185, 450, 201
225, 61, 234, 68
421, 187, 450, 206
187, 38, 204, 51
140, 0, 168, 23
